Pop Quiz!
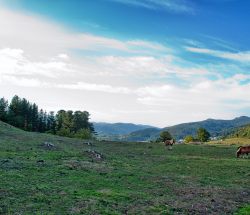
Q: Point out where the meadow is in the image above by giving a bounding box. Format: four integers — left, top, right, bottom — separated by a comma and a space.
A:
0, 121, 249, 214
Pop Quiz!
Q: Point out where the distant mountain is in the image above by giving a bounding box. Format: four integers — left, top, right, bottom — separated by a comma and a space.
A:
122, 127, 161, 142
93, 122, 156, 136
121, 116, 250, 142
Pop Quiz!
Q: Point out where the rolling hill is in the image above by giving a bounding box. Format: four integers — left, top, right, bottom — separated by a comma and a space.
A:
121, 116, 250, 142
93, 122, 156, 136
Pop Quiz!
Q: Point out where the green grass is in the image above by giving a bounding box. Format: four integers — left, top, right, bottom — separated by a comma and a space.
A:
0, 121, 249, 214
210, 137, 250, 146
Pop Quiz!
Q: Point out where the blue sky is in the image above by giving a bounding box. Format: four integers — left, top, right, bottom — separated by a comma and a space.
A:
0, 0, 250, 126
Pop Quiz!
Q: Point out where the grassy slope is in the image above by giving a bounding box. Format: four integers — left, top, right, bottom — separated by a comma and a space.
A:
210, 137, 250, 146
0, 121, 249, 214
228, 124, 250, 139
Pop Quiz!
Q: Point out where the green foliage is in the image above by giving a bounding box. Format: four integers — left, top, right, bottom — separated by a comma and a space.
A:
74, 128, 93, 139
159, 130, 172, 142
0, 97, 8, 122
0, 95, 95, 139
197, 127, 210, 142
184, 135, 194, 143
57, 127, 72, 137
234, 205, 250, 215
228, 124, 250, 139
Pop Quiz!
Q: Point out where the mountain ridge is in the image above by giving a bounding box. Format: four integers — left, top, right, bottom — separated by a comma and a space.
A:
118, 116, 250, 142
93, 122, 156, 136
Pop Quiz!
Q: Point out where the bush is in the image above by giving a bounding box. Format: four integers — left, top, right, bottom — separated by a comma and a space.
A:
184, 135, 194, 143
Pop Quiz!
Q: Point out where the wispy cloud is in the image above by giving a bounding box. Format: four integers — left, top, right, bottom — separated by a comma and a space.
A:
0, 48, 73, 78
0, 7, 170, 58
108, 0, 195, 13
185, 46, 250, 63
57, 82, 131, 94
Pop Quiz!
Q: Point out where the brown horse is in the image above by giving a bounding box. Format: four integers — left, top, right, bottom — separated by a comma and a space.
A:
164, 139, 175, 150
236, 146, 250, 158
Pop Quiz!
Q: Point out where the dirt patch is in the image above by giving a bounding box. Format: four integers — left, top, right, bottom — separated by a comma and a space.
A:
63, 160, 112, 173
168, 186, 250, 215
70, 199, 99, 214
84, 150, 104, 161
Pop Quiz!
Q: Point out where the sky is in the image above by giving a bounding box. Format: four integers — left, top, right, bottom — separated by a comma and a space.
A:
0, 0, 250, 127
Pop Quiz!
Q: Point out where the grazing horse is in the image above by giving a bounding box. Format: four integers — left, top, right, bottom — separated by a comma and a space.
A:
164, 139, 175, 150
236, 146, 250, 158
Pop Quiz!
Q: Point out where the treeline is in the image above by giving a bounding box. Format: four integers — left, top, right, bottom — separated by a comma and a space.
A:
0, 95, 95, 139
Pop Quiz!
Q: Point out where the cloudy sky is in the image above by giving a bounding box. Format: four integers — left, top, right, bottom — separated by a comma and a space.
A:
0, 0, 250, 127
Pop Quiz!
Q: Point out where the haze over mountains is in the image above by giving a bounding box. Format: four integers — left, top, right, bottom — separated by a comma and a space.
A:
94, 116, 250, 142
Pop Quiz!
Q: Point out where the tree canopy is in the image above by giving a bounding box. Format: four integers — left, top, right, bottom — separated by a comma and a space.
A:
0, 95, 95, 139
197, 127, 210, 142
159, 130, 173, 142
184, 135, 194, 143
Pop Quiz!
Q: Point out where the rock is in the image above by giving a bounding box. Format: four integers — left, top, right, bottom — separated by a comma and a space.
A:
43, 142, 55, 149
85, 150, 104, 160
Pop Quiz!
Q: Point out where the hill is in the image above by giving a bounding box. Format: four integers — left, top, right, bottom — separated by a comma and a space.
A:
0, 120, 249, 214
227, 124, 250, 139
122, 127, 161, 142
93, 122, 155, 135
121, 116, 250, 142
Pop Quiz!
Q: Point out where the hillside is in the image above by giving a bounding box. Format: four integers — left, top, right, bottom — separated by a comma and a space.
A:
228, 124, 250, 139
121, 116, 250, 142
0, 120, 249, 214
93, 122, 155, 135
122, 127, 161, 142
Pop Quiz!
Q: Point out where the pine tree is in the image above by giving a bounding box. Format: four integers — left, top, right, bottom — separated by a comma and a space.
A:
0, 97, 8, 122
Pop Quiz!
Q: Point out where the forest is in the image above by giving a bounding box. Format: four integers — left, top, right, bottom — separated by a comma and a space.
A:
0, 95, 95, 139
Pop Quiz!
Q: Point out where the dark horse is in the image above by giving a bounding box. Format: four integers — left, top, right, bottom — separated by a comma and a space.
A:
164, 139, 175, 150
236, 146, 250, 158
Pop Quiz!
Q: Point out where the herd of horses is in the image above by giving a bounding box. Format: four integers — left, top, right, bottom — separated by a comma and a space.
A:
164, 139, 250, 158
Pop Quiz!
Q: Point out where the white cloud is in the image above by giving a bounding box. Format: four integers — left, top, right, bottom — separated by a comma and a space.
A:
0, 75, 44, 87
127, 40, 169, 51
136, 74, 250, 109
57, 82, 132, 94
95, 55, 208, 77
0, 48, 73, 78
186, 46, 250, 63
0, 7, 171, 57
58, 53, 69, 60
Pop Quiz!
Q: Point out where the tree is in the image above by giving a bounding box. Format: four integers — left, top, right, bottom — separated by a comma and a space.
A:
47, 111, 56, 134
197, 127, 210, 142
159, 130, 173, 142
74, 128, 92, 139
8, 95, 23, 128
0, 98, 8, 122
0, 95, 95, 138
31, 103, 39, 131
184, 135, 194, 143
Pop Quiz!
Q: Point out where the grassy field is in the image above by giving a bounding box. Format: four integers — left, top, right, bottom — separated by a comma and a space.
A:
209, 138, 250, 146
0, 122, 249, 214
